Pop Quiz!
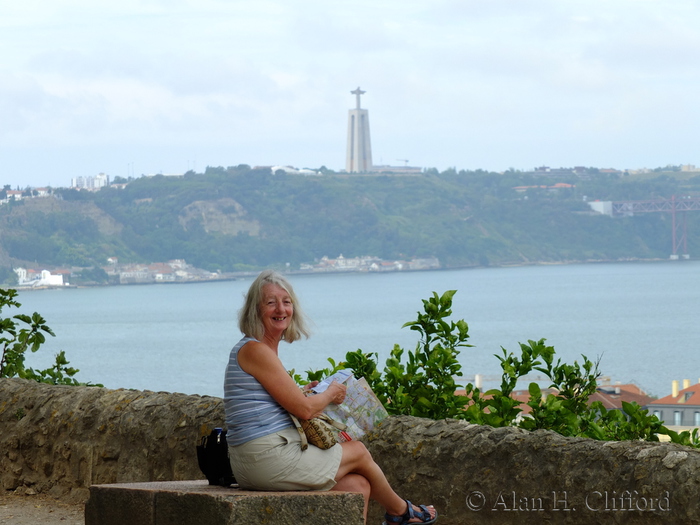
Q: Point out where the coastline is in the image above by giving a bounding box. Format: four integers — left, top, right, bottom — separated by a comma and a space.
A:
9, 255, 686, 291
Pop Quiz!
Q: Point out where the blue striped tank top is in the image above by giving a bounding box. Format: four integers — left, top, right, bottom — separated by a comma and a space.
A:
223, 336, 293, 446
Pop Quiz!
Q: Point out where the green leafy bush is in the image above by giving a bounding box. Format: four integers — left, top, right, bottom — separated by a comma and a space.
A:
0, 288, 99, 386
346, 290, 472, 419
299, 289, 699, 449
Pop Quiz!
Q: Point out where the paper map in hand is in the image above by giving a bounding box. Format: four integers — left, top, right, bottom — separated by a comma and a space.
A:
319, 372, 389, 440
311, 369, 353, 393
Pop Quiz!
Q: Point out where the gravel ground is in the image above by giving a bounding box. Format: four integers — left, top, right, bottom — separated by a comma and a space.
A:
0, 492, 84, 525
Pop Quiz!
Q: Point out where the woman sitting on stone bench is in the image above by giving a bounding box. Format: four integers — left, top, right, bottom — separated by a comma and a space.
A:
223, 270, 438, 525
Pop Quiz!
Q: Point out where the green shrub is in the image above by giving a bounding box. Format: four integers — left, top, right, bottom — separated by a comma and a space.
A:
0, 288, 99, 386
346, 290, 472, 419
299, 289, 699, 449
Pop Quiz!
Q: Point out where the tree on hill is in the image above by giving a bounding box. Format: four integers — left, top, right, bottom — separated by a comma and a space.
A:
0, 168, 695, 273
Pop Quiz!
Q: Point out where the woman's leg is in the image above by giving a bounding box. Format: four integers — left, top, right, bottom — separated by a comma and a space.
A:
331, 473, 370, 522
334, 441, 436, 522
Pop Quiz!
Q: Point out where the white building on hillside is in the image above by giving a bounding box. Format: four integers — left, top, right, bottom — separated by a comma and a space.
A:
14, 268, 66, 287
71, 173, 109, 190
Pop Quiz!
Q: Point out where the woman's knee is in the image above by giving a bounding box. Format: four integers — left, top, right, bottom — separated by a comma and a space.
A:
348, 440, 370, 455
354, 473, 370, 493
338, 440, 374, 475
345, 441, 371, 462
335, 472, 370, 495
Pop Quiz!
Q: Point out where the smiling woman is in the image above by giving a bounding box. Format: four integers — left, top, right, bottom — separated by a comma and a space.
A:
237, 270, 309, 344
260, 284, 294, 336
222, 270, 438, 524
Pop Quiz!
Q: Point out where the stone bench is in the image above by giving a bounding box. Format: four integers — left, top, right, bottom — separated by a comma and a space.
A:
84, 480, 364, 525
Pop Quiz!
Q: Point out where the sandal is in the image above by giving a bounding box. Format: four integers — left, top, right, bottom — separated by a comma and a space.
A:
382, 499, 438, 525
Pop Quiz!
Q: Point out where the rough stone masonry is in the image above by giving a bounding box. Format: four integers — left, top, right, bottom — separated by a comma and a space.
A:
2, 378, 700, 524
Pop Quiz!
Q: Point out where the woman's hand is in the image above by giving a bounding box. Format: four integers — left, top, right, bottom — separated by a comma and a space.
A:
303, 381, 319, 392
325, 380, 347, 405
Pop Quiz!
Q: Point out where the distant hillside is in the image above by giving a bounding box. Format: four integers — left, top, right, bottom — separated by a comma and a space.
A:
1, 166, 699, 275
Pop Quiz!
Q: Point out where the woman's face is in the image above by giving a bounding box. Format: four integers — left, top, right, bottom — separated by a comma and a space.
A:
260, 283, 293, 336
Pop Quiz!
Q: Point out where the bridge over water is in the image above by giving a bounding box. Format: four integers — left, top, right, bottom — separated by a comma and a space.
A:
591, 196, 700, 258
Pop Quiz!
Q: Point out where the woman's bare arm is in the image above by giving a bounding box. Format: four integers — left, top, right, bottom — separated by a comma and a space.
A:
238, 341, 346, 419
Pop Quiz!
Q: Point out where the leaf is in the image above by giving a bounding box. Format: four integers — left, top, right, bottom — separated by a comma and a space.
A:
528, 382, 540, 397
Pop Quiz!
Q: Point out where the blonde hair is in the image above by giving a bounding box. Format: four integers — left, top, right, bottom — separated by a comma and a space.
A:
238, 270, 310, 342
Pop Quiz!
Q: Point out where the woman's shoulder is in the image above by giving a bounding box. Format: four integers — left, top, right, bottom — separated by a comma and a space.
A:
239, 336, 265, 350
229, 336, 261, 366
232, 335, 257, 351
238, 339, 278, 369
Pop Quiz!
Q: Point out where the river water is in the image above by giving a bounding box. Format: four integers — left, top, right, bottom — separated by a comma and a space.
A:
15, 260, 700, 399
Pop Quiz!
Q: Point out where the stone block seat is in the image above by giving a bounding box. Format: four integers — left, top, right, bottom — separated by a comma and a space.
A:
84, 480, 364, 525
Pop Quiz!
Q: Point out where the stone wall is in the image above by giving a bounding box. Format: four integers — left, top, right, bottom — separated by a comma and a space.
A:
3, 378, 700, 524
363, 415, 700, 524
0, 379, 224, 503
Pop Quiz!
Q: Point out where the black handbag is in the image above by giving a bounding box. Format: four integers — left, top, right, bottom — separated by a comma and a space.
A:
196, 428, 237, 486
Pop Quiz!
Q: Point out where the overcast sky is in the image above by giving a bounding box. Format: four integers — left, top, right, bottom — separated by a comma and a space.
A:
2, 0, 700, 188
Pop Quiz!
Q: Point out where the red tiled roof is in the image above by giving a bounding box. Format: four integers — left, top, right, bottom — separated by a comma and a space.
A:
650, 383, 700, 406
512, 183, 575, 191
148, 263, 173, 272
588, 384, 655, 410
455, 383, 653, 414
